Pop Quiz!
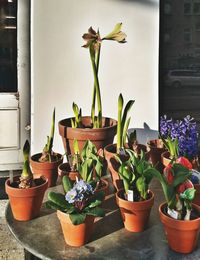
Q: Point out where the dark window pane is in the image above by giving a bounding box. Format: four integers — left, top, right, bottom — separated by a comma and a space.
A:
160, 0, 200, 130
0, 0, 17, 93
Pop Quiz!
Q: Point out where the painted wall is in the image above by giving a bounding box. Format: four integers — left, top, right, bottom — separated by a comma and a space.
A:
31, 0, 159, 154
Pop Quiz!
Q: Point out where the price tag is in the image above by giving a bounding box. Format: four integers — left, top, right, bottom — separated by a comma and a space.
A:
167, 208, 179, 220
127, 190, 134, 202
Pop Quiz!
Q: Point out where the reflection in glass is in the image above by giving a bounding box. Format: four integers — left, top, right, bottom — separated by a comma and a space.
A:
160, 0, 200, 130
0, 0, 17, 92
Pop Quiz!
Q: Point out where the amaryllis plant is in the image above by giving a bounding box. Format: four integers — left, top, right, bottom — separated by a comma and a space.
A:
71, 23, 127, 129
149, 156, 196, 220
46, 176, 105, 225
160, 115, 198, 161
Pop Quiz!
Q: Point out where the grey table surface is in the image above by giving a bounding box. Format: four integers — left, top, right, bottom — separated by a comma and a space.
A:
5, 178, 200, 260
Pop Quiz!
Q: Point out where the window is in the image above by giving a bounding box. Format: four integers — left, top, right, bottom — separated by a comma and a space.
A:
193, 2, 200, 14
184, 3, 192, 15
0, 0, 17, 92
184, 28, 192, 43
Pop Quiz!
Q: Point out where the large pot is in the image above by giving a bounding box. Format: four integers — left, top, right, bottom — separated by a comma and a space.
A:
58, 116, 117, 155
159, 202, 200, 253
30, 153, 63, 188
57, 210, 95, 247
5, 176, 48, 221
116, 189, 154, 232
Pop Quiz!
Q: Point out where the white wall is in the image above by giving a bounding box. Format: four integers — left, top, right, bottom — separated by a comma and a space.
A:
31, 0, 159, 154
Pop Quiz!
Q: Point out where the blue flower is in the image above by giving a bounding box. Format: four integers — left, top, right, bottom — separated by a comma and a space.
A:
65, 188, 78, 203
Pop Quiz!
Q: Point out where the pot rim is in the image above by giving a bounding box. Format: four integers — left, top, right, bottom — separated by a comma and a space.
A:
159, 202, 200, 224
58, 116, 117, 131
116, 189, 154, 205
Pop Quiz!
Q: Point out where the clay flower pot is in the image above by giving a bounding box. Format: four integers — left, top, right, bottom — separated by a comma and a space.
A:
5, 176, 48, 221
147, 139, 166, 172
58, 116, 117, 155
57, 210, 95, 247
116, 189, 154, 232
30, 153, 63, 187
159, 202, 200, 253
193, 184, 200, 206
161, 151, 171, 167
104, 144, 127, 191
58, 162, 80, 181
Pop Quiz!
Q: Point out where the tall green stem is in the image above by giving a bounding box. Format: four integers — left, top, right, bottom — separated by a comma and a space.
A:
90, 44, 102, 128
117, 94, 124, 153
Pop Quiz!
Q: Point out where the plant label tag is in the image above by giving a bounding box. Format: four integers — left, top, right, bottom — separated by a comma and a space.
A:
127, 190, 134, 202
167, 208, 179, 220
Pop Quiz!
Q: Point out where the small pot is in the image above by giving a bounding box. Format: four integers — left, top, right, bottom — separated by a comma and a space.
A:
95, 178, 109, 200
147, 139, 166, 172
58, 116, 117, 155
193, 184, 200, 206
159, 202, 200, 253
116, 189, 154, 232
30, 153, 63, 187
57, 210, 95, 247
5, 176, 48, 221
58, 162, 80, 181
104, 144, 128, 191
161, 151, 171, 167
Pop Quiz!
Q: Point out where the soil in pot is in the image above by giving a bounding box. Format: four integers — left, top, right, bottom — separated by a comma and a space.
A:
57, 210, 95, 247
5, 175, 48, 221
159, 202, 200, 253
30, 153, 63, 187
116, 189, 154, 232
58, 116, 117, 155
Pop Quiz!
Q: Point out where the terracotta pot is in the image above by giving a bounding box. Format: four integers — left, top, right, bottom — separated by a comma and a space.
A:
57, 210, 95, 247
127, 143, 151, 161
116, 189, 154, 232
193, 184, 200, 206
30, 153, 63, 188
58, 116, 117, 155
104, 144, 127, 191
161, 151, 171, 167
147, 139, 166, 172
159, 202, 200, 253
5, 176, 48, 221
58, 162, 80, 181
95, 179, 109, 199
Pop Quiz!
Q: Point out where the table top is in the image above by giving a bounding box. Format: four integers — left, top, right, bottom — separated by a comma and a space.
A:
5, 178, 200, 260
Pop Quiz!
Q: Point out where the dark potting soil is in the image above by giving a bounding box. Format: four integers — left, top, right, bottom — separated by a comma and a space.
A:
9, 177, 46, 189
163, 204, 200, 220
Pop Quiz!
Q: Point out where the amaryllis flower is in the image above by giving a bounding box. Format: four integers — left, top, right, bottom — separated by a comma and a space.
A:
164, 164, 174, 184
176, 179, 193, 194
82, 27, 101, 49
102, 23, 127, 43
176, 157, 192, 170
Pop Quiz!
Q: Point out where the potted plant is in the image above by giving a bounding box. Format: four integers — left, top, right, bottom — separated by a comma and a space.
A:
159, 115, 198, 167
104, 93, 135, 190
46, 176, 105, 247
115, 149, 154, 232
149, 157, 200, 253
30, 108, 63, 187
58, 23, 127, 154
5, 140, 48, 221
58, 139, 109, 197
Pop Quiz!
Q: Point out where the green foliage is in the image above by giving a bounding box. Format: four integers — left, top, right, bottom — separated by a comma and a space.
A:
46, 176, 105, 225
71, 103, 82, 128
116, 94, 135, 154
116, 149, 153, 200
21, 140, 32, 179
161, 136, 179, 159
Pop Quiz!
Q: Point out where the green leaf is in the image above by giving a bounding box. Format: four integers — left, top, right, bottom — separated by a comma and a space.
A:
121, 100, 135, 135
69, 213, 86, 225
62, 175, 73, 193
47, 192, 68, 209
85, 207, 105, 217
122, 116, 131, 147
46, 201, 67, 212
180, 188, 196, 201
117, 93, 124, 151
73, 139, 80, 155
136, 176, 147, 199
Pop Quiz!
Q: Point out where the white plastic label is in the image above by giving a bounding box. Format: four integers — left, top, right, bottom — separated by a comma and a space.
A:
127, 190, 134, 202
167, 208, 179, 220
